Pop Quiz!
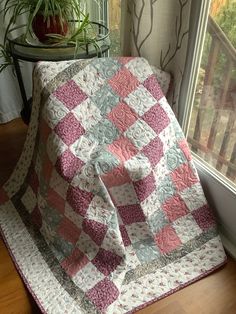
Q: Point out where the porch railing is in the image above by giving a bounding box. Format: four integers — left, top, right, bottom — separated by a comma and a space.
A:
188, 16, 236, 183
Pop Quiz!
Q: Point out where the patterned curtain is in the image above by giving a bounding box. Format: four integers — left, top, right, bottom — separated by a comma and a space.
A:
121, 0, 192, 117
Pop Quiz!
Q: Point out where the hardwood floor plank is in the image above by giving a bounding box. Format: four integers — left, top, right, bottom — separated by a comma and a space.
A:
0, 118, 236, 314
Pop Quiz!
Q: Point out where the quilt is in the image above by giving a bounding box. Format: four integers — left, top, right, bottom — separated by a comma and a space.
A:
0, 57, 226, 314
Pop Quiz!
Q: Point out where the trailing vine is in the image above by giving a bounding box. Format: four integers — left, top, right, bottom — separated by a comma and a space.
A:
160, 0, 189, 71
128, 0, 158, 57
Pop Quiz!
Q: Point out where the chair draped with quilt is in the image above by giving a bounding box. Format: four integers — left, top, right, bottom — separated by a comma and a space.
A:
0, 57, 226, 314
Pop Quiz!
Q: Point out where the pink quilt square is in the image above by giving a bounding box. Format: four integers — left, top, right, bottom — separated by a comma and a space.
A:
108, 136, 138, 162
31, 206, 42, 229
42, 155, 53, 183
92, 248, 122, 276
192, 205, 216, 231
56, 149, 84, 183
133, 172, 156, 202
0, 188, 9, 205
117, 57, 135, 65
28, 169, 39, 194
142, 104, 170, 134
178, 139, 192, 161
54, 113, 85, 146
61, 248, 89, 277
102, 165, 131, 188
109, 67, 140, 98
53, 80, 88, 110
142, 136, 164, 167
82, 219, 108, 246
171, 163, 199, 192
57, 217, 81, 245
119, 225, 131, 246
108, 102, 138, 133
143, 74, 164, 101
86, 278, 119, 311
47, 187, 65, 214
66, 186, 94, 217
117, 204, 146, 225
162, 194, 189, 222
155, 225, 182, 254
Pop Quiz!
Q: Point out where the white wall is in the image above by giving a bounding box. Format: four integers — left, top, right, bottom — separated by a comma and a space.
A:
194, 158, 236, 259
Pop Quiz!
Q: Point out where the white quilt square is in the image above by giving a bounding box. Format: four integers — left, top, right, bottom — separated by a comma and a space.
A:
71, 164, 101, 195
125, 119, 156, 149
125, 58, 153, 83
72, 262, 105, 292
124, 153, 152, 182
49, 169, 69, 199
153, 155, 170, 183
126, 222, 151, 243
141, 190, 162, 218
47, 132, 67, 165
42, 96, 69, 128
125, 246, 141, 269
21, 186, 37, 213
159, 97, 176, 122
34, 154, 42, 178
159, 124, 178, 155
86, 195, 112, 225
180, 183, 207, 212
101, 229, 125, 256
77, 232, 99, 260
64, 203, 83, 229
109, 183, 138, 206
72, 98, 102, 131
124, 85, 157, 116
69, 135, 96, 163
73, 64, 105, 97
173, 214, 202, 244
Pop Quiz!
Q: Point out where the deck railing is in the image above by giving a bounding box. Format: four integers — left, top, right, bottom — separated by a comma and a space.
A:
188, 16, 236, 183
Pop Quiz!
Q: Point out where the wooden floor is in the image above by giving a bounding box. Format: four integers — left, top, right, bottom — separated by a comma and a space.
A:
0, 118, 236, 314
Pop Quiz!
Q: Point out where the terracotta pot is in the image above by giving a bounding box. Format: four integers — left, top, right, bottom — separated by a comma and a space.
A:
32, 14, 68, 43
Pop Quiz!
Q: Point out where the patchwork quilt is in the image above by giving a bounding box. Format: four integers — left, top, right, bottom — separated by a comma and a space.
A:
0, 57, 226, 314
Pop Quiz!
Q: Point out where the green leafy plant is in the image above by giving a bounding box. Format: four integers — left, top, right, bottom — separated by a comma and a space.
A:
0, 43, 14, 72
0, 0, 105, 72
215, 1, 236, 48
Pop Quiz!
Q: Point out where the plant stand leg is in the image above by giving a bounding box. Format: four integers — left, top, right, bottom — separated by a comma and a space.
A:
13, 57, 31, 124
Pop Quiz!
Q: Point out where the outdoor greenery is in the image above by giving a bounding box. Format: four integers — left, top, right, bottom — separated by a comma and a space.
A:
198, 0, 236, 96
215, 1, 236, 48
189, 0, 236, 183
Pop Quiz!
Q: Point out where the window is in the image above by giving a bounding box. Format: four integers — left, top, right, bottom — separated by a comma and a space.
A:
186, 0, 236, 187
108, 0, 121, 56
86, 0, 121, 56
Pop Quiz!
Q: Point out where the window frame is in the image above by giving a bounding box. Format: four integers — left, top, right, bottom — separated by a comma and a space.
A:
178, 0, 236, 194
179, 0, 211, 132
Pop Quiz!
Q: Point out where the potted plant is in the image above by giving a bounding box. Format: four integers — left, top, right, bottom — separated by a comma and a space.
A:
0, 0, 107, 72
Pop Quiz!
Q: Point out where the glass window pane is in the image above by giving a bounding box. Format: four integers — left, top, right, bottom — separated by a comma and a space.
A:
187, 0, 236, 186
109, 0, 121, 56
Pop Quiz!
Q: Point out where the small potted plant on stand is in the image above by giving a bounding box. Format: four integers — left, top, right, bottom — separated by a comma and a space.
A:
0, 0, 108, 71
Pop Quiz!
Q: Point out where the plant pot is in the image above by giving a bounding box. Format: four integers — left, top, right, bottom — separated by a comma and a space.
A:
32, 14, 68, 43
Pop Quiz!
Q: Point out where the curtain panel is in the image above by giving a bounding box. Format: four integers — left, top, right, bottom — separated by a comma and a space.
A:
121, 0, 192, 117
0, 1, 33, 124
